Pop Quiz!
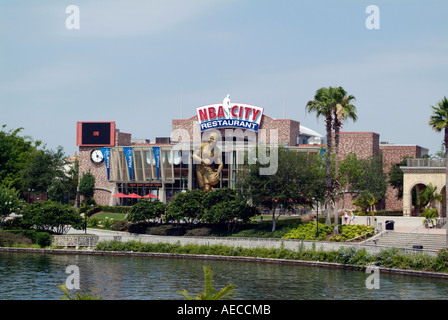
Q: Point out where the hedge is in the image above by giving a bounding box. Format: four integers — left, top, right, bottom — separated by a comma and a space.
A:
0, 230, 51, 247
95, 240, 448, 274
3, 230, 52, 247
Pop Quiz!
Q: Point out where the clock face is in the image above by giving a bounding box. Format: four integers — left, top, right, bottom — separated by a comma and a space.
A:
90, 149, 104, 164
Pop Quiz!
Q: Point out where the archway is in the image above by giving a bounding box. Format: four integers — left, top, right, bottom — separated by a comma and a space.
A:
411, 183, 427, 217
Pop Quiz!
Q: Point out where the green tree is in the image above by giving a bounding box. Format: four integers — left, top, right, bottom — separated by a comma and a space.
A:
416, 183, 442, 209
126, 199, 165, 223
352, 156, 387, 205
202, 187, 257, 231
0, 186, 24, 227
22, 201, 83, 234
352, 191, 377, 215
20, 146, 67, 193
0, 125, 37, 189
237, 147, 325, 232
429, 96, 448, 218
178, 265, 235, 300
338, 152, 364, 208
165, 189, 205, 226
388, 158, 408, 200
48, 180, 66, 203
78, 172, 96, 203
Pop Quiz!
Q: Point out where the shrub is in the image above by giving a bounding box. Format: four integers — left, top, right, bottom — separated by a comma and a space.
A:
35, 232, 52, 247
127, 222, 151, 234
282, 222, 333, 241
111, 220, 131, 232
330, 225, 375, 242
127, 199, 165, 223
185, 227, 212, 237
100, 206, 132, 214
0, 231, 33, 247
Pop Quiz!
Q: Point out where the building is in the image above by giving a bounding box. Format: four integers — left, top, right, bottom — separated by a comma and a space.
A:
76, 97, 428, 213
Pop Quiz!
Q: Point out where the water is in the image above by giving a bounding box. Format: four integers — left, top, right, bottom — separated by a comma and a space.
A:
0, 251, 447, 300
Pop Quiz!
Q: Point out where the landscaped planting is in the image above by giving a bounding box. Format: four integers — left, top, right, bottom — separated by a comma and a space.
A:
95, 240, 448, 274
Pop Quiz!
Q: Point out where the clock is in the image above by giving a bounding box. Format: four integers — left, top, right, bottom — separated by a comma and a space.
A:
90, 149, 104, 164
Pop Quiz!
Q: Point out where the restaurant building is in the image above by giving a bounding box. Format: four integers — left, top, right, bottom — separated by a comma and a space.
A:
76, 96, 428, 212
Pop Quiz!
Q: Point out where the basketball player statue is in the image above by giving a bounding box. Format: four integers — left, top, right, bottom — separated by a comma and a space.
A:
192, 132, 223, 193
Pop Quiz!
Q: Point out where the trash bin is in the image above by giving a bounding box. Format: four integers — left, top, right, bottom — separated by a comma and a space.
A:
385, 220, 395, 230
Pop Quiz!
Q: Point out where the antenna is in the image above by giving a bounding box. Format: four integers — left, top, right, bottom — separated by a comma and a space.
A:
283, 88, 286, 119
180, 86, 183, 119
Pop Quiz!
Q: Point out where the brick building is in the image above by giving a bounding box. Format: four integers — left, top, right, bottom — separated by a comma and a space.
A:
76, 100, 427, 212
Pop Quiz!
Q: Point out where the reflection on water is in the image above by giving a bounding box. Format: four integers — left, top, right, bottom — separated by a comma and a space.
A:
0, 252, 447, 300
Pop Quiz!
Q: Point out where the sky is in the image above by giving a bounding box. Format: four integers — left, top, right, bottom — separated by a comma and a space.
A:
1, 0, 447, 157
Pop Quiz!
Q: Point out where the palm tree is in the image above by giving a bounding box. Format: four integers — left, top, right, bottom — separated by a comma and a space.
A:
306, 87, 335, 225
429, 96, 448, 218
332, 87, 357, 235
178, 265, 236, 300
306, 86, 357, 231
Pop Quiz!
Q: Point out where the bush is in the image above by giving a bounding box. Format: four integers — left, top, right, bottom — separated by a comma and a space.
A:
5, 229, 52, 247
127, 222, 151, 234
35, 232, 52, 247
111, 220, 131, 232
184, 227, 212, 237
330, 225, 375, 242
100, 206, 132, 214
95, 240, 448, 273
282, 222, 333, 241
0, 231, 33, 247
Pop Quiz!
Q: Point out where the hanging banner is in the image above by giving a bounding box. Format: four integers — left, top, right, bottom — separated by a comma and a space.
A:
123, 147, 134, 180
100, 147, 111, 180
152, 146, 161, 180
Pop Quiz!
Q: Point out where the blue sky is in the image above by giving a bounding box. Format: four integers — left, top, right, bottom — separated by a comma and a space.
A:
1, 1, 447, 156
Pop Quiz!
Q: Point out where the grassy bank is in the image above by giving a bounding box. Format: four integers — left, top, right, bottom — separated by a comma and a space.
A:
95, 240, 448, 274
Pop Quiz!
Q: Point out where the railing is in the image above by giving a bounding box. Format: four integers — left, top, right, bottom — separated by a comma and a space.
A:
406, 158, 445, 167
345, 230, 376, 242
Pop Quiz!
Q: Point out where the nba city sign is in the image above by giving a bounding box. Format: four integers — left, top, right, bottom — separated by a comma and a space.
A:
196, 95, 264, 132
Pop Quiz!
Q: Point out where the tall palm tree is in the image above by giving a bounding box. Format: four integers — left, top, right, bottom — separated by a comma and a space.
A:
429, 96, 448, 219
332, 87, 357, 235
306, 87, 335, 225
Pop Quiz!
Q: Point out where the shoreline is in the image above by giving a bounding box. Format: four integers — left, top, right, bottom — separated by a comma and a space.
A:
2, 245, 448, 280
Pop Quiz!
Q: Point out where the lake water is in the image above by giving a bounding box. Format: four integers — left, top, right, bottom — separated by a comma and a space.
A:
1, 251, 447, 300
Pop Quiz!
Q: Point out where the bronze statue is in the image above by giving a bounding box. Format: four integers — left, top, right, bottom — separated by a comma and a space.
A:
192, 132, 223, 193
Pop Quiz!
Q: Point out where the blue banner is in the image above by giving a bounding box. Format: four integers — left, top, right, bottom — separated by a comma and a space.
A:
152, 147, 161, 180
123, 147, 134, 180
100, 148, 111, 180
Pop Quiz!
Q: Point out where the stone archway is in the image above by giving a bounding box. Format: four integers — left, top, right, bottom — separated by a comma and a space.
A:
402, 166, 445, 217
410, 183, 427, 217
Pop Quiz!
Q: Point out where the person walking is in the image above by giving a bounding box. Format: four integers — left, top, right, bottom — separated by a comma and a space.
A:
349, 211, 356, 225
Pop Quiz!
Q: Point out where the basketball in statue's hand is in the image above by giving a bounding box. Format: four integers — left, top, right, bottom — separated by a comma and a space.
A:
209, 172, 220, 186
